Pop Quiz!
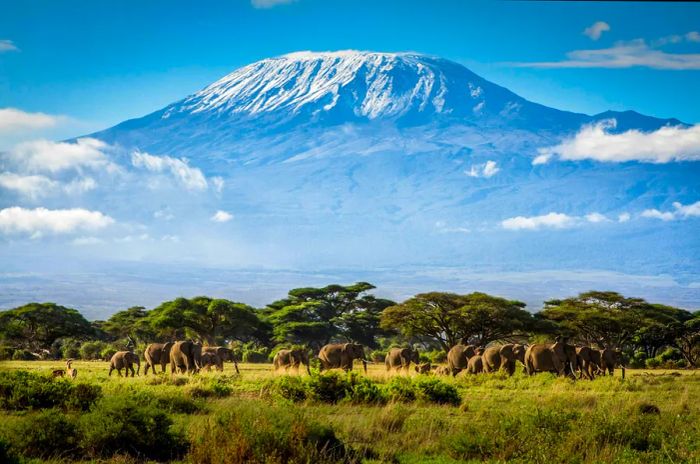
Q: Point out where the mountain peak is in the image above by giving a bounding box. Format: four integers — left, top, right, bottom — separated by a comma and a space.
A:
162, 49, 519, 123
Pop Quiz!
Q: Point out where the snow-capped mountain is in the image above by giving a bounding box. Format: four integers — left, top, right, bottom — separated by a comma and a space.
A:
3, 51, 698, 314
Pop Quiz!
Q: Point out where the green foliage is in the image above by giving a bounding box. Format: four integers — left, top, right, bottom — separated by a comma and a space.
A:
11, 349, 35, 360
272, 375, 308, 402
2, 409, 78, 459
386, 376, 417, 402
307, 371, 352, 403
413, 377, 461, 406
188, 401, 351, 464
0, 370, 101, 411
0, 437, 18, 464
78, 340, 108, 360
79, 396, 187, 461
242, 344, 271, 363
264, 282, 394, 349
0, 302, 94, 351
381, 292, 533, 351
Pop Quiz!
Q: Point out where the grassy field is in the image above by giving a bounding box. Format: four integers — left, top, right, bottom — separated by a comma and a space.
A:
0, 360, 699, 463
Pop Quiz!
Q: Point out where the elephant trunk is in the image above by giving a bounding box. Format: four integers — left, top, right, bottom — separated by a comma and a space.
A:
362, 358, 367, 374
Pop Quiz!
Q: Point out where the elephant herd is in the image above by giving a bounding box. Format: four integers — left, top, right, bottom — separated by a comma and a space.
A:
108, 341, 240, 377
105, 338, 624, 380
441, 338, 624, 379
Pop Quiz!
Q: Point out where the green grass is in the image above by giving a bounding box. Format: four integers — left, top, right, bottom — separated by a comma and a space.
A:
0, 360, 698, 463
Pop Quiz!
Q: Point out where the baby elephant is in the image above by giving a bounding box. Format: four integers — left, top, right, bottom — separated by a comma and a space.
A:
109, 351, 140, 377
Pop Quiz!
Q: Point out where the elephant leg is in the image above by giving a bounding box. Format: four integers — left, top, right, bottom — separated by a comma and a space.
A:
109, 366, 114, 376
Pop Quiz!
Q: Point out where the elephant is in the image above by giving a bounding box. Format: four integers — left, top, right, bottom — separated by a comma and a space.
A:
200, 352, 220, 372
415, 362, 431, 374
169, 340, 203, 374
467, 354, 484, 374
385, 347, 420, 373
599, 347, 626, 379
433, 365, 452, 376
109, 351, 140, 377
143, 342, 173, 375
589, 349, 603, 374
273, 348, 311, 374
202, 346, 240, 374
446, 344, 477, 376
318, 343, 367, 373
524, 339, 577, 377
575, 346, 597, 380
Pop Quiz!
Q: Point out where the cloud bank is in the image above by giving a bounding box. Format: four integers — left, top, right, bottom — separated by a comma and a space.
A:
0, 108, 63, 133
535, 120, 700, 164
7, 138, 113, 173
0, 207, 114, 236
466, 160, 500, 178
211, 210, 233, 222
0, 40, 18, 53
131, 151, 208, 190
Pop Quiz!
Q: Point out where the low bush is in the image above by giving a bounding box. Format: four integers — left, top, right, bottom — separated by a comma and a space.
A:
273, 375, 308, 402
0, 370, 101, 411
0, 438, 18, 464
79, 396, 187, 461
348, 374, 387, 404
307, 372, 351, 403
3, 409, 79, 459
11, 349, 36, 360
188, 401, 352, 464
79, 340, 108, 360
386, 377, 416, 403
414, 377, 461, 406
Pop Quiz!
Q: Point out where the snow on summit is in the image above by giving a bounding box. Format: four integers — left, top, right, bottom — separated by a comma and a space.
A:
166, 50, 497, 120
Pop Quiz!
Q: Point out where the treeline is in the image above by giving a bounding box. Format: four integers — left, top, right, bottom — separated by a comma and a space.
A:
0, 283, 698, 368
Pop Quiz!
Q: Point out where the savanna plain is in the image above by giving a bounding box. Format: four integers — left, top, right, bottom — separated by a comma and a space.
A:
0, 360, 698, 464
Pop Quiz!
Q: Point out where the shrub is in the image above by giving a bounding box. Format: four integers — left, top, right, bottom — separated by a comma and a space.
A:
273, 375, 308, 402
100, 347, 117, 361
645, 357, 662, 368
386, 377, 416, 403
188, 401, 351, 464
0, 438, 18, 464
370, 350, 387, 363
307, 372, 352, 403
349, 375, 387, 404
0, 370, 101, 411
0, 345, 13, 361
4, 409, 78, 459
414, 377, 461, 406
11, 350, 36, 360
242, 347, 270, 363
427, 350, 447, 363
79, 340, 107, 360
79, 396, 187, 461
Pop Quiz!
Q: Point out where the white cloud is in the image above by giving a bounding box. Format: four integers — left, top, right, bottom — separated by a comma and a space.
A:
641, 209, 675, 221
585, 212, 609, 223
212, 176, 224, 194
687, 31, 700, 43
673, 200, 700, 218
516, 37, 700, 70
115, 234, 150, 243
0, 173, 58, 199
435, 221, 470, 234
0, 172, 97, 198
7, 138, 113, 173
211, 210, 233, 223
131, 151, 208, 190
536, 120, 700, 164
583, 21, 610, 41
618, 212, 631, 223
251, 0, 295, 8
0, 108, 63, 133
0, 207, 114, 236
502, 212, 577, 230
0, 40, 18, 52
466, 160, 500, 178
154, 209, 174, 221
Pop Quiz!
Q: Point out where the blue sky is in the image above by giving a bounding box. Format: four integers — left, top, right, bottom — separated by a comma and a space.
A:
1, 1, 700, 315
1, 0, 700, 145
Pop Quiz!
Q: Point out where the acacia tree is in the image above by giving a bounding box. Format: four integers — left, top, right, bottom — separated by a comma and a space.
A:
0, 302, 94, 351
671, 316, 700, 367
100, 306, 156, 343
148, 297, 265, 345
540, 291, 692, 349
380, 292, 533, 352
263, 282, 393, 349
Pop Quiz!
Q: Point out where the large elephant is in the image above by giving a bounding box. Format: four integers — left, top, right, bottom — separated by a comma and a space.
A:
273, 348, 311, 374
575, 346, 596, 380
467, 354, 484, 374
169, 340, 203, 374
589, 349, 603, 374
446, 344, 477, 376
524, 339, 577, 377
109, 351, 140, 377
384, 347, 420, 373
202, 346, 240, 374
599, 347, 625, 379
318, 343, 367, 373
143, 342, 173, 375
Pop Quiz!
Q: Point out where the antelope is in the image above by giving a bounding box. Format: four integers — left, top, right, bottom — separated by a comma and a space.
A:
66, 359, 77, 379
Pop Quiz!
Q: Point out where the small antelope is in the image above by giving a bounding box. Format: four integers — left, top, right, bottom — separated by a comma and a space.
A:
52, 369, 65, 378
66, 359, 77, 379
